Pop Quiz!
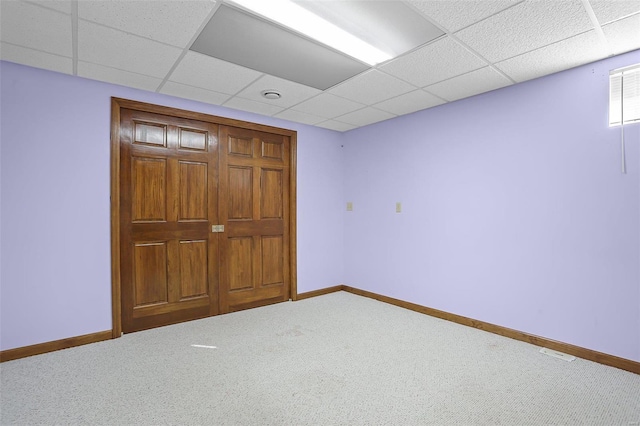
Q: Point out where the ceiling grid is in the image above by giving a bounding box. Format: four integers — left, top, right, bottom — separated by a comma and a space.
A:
1, 0, 638, 132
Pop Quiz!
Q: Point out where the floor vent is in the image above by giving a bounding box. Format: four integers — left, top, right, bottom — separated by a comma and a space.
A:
540, 347, 576, 362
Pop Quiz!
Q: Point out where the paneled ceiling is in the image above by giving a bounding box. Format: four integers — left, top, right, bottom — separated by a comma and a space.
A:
1, 0, 639, 132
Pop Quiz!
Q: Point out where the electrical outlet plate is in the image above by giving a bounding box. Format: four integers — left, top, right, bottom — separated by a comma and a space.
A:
347, 202, 353, 211
396, 202, 402, 213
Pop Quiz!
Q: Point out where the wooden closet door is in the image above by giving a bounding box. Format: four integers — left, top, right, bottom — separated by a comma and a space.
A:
119, 109, 219, 332
218, 126, 290, 313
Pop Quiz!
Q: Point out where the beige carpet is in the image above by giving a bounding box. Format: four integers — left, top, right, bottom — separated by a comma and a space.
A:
1, 291, 639, 425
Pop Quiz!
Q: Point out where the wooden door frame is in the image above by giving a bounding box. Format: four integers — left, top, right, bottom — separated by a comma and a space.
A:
110, 97, 298, 338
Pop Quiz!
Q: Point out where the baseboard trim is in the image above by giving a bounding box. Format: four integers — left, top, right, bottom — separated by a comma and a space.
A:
296, 285, 344, 300
0, 330, 113, 363
338, 285, 639, 375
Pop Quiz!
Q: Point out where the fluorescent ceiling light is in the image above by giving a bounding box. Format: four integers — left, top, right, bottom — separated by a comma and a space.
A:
228, 0, 393, 66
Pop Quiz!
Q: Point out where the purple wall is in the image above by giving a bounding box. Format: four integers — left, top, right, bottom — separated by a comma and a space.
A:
2, 50, 639, 363
0, 61, 345, 351
343, 50, 640, 362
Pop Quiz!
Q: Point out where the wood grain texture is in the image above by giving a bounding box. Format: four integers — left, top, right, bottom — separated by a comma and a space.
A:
0, 331, 112, 363
288, 134, 297, 301
111, 97, 297, 333
111, 99, 123, 338
218, 126, 291, 313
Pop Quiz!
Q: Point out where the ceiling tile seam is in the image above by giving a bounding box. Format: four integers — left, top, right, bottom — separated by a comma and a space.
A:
599, 10, 640, 26
0, 41, 73, 60
332, 104, 398, 122
420, 66, 510, 93
490, 28, 603, 67
446, 33, 517, 84
76, 18, 190, 50
157, 79, 232, 99
370, 88, 447, 110
272, 106, 329, 122
71, 0, 78, 76
155, 2, 223, 93
582, 0, 614, 57
218, 74, 272, 108
22, 1, 71, 16
74, 61, 165, 83
274, 91, 368, 119
448, 0, 527, 34
369, 34, 447, 74
421, 88, 450, 104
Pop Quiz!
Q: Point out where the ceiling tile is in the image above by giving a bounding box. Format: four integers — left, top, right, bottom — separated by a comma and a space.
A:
455, 0, 593, 63
328, 70, 416, 105
495, 30, 610, 83
273, 109, 326, 126
78, 1, 216, 48
78, 21, 182, 78
407, 0, 521, 32
223, 97, 284, 117
589, 1, 640, 25
26, 1, 72, 14
425, 67, 512, 101
0, 1, 71, 56
316, 120, 358, 132
78, 62, 163, 92
0, 42, 72, 74
379, 36, 486, 87
290, 93, 365, 119
168, 51, 262, 95
374, 89, 446, 115
160, 81, 230, 106
602, 13, 640, 55
234, 74, 321, 108
334, 107, 396, 127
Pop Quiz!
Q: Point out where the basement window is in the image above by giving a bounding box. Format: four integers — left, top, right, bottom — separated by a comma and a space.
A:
609, 64, 640, 127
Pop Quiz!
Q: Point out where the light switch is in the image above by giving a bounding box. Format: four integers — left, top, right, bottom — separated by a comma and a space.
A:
396, 202, 402, 213
347, 202, 353, 211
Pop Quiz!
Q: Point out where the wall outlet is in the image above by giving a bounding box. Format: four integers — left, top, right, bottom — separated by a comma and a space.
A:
396, 202, 402, 213
346, 202, 353, 211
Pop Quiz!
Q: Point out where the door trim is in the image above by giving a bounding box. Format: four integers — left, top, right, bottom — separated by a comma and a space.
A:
110, 97, 298, 337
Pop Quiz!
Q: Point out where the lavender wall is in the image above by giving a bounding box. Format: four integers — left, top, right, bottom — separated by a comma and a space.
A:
0, 61, 345, 351
343, 50, 640, 362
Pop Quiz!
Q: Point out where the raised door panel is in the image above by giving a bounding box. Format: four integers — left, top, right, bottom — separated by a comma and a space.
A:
228, 166, 253, 220
178, 161, 208, 221
261, 236, 283, 286
228, 237, 254, 291
179, 128, 207, 151
261, 168, 283, 219
134, 121, 166, 147
132, 157, 167, 222
228, 135, 253, 157
179, 240, 208, 299
133, 242, 168, 307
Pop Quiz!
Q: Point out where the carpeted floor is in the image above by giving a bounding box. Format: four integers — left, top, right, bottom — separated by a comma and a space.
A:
1, 291, 639, 425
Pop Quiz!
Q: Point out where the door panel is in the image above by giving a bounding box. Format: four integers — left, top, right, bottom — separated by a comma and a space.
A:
178, 240, 208, 299
131, 157, 167, 222
219, 126, 290, 313
120, 109, 219, 332
133, 242, 168, 306
178, 161, 208, 221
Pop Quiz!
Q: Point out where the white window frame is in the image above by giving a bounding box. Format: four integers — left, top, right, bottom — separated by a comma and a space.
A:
609, 63, 640, 127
